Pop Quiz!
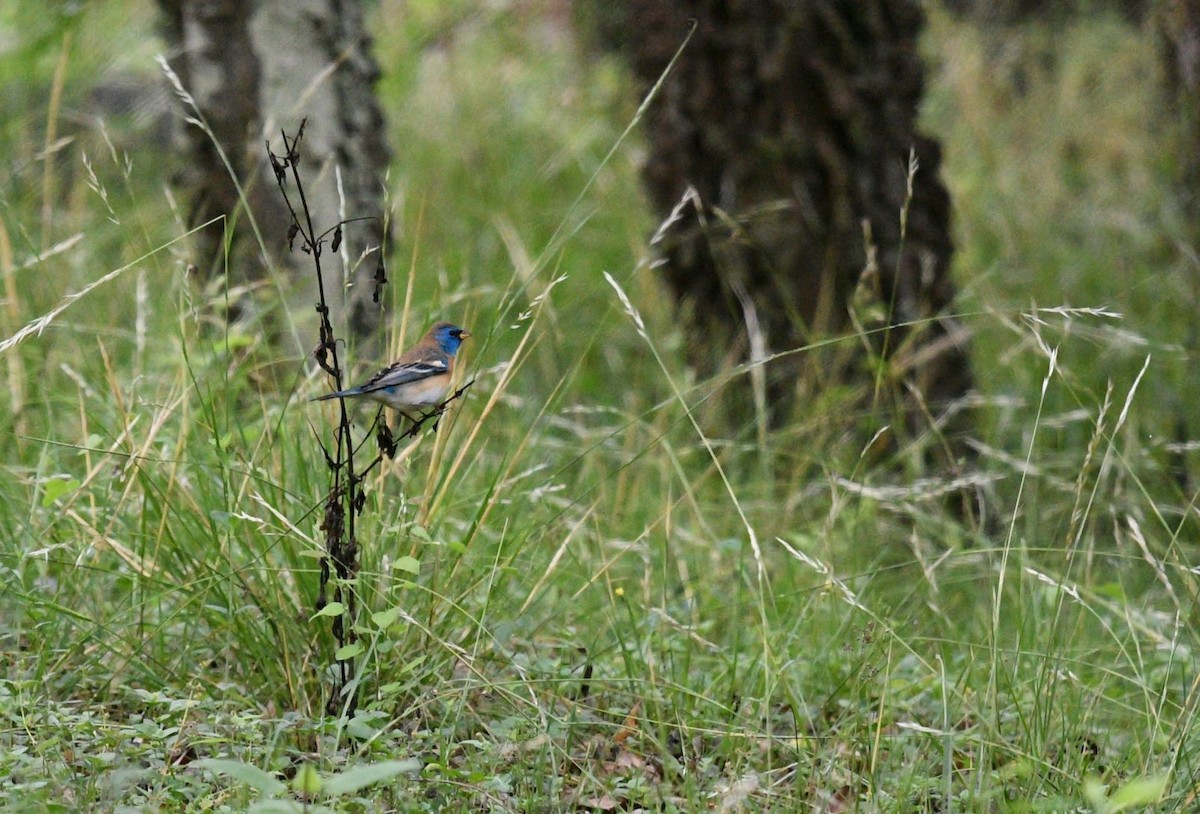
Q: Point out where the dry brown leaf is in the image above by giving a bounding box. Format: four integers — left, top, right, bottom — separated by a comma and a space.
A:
614, 700, 642, 745
580, 794, 620, 811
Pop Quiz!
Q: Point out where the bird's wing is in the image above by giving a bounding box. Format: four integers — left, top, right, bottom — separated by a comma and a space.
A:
356, 356, 448, 393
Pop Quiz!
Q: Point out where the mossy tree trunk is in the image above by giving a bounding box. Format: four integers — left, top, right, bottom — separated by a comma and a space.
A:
157, 0, 391, 341
618, 1, 972, 454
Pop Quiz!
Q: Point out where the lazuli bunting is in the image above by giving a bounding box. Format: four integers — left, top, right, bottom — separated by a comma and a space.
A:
315, 322, 470, 420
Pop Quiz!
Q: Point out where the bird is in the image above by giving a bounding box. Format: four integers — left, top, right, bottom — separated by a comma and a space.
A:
314, 322, 470, 421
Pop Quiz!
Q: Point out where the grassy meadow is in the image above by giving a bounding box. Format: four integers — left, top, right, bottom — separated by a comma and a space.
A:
1, 1, 1198, 810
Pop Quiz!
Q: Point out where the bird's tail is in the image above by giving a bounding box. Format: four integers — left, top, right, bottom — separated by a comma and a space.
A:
313, 390, 350, 401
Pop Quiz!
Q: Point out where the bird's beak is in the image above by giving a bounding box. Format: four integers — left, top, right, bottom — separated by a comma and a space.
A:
460, 330, 472, 339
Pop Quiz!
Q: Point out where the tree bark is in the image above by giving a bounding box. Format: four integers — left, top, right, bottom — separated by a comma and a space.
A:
1162, 0, 1200, 205
1159, 0, 1200, 494
157, 0, 391, 342
941, 0, 1148, 25
620, 0, 973, 452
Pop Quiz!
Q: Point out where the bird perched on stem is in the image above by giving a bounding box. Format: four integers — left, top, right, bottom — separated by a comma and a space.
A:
314, 322, 470, 421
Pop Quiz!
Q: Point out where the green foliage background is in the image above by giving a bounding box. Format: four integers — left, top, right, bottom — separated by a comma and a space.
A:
0, 1, 1196, 810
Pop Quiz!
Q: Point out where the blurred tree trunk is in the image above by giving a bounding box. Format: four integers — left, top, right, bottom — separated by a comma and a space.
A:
1162, 0, 1200, 208
157, 0, 390, 341
1160, 0, 1200, 494
615, 1, 972, 455
941, 0, 1148, 24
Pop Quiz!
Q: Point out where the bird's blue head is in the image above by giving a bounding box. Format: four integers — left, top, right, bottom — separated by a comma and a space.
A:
431, 322, 470, 355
